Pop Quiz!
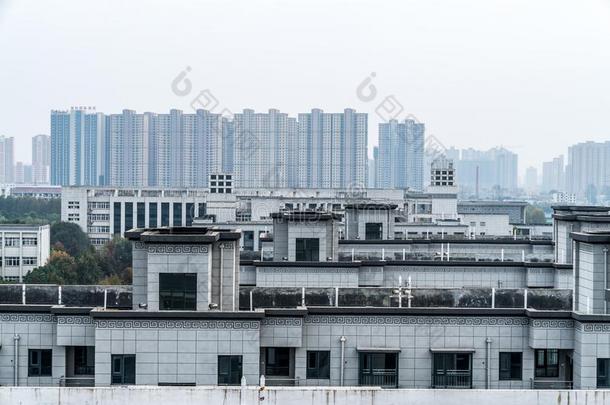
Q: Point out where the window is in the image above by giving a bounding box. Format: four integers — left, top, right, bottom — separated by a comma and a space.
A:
598, 359, 610, 388
198, 203, 207, 217
218, 355, 243, 385
149, 203, 158, 227
173, 203, 182, 226
5, 237, 20, 247
159, 273, 197, 310
359, 352, 398, 388
113, 202, 121, 235
125, 202, 133, 231
28, 349, 52, 376
111, 354, 136, 384
499, 352, 522, 380
365, 223, 383, 240
295, 238, 319, 261
243, 231, 254, 251
161, 203, 170, 227
5, 257, 20, 266
74, 346, 95, 375
432, 352, 472, 388
186, 203, 194, 226
480, 222, 486, 227
307, 351, 330, 379
22, 237, 38, 246
535, 349, 559, 378
137, 202, 145, 228
23, 257, 37, 266
265, 348, 291, 376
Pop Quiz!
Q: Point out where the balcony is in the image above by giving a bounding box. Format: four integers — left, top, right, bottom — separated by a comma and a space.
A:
359, 369, 398, 388
530, 379, 573, 389
432, 371, 472, 389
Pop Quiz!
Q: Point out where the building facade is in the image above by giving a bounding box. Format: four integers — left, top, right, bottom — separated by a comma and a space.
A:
0, 224, 50, 282
376, 119, 424, 191
32, 134, 51, 185
0, 135, 15, 184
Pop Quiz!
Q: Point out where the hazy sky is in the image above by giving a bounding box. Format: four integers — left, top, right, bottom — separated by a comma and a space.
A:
1, 0, 609, 177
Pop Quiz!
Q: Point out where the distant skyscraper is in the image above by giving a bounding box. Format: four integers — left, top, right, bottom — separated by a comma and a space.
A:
430, 156, 455, 187
541, 155, 564, 193
234, 109, 296, 189
489, 147, 518, 191
296, 109, 368, 189
524, 166, 538, 193
566, 141, 610, 199
50, 107, 367, 189
376, 119, 424, 190
51, 108, 105, 186
451, 147, 518, 196
32, 134, 50, 184
0, 135, 15, 184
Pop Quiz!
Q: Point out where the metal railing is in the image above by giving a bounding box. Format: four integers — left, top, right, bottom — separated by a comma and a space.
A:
432, 371, 472, 388
59, 376, 95, 387
263, 376, 300, 386
530, 379, 573, 389
360, 369, 398, 388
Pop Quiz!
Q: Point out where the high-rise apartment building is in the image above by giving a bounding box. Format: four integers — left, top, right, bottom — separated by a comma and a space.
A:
565, 141, 610, 200
451, 147, 518, 195
296, 109, 367, 189
0, 135, 15, 184
32, 134, 51, 184
524, 166, 538, 193
50, 107, 106, 186
541, 155, 564, 193
376, 119, 424, 190
50, 108, 367, 189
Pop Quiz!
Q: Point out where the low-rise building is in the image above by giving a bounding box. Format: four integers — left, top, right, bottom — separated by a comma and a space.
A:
0, 224, 50, 281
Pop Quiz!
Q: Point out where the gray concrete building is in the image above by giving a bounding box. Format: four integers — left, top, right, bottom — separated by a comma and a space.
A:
7, 206, 610, 391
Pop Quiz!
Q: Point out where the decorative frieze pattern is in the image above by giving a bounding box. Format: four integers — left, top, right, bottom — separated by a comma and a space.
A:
147, 245, 208, 254
304, 315, 529, 326
95, 319, 259, 329
0, 314, 54, 322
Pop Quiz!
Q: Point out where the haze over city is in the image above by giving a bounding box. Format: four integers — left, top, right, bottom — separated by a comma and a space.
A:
1, 0, 610, 176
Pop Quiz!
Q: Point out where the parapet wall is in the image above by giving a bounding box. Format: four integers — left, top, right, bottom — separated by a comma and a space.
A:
1, 387, 609, 405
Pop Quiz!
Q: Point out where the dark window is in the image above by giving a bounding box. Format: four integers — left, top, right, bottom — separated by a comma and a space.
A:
113, 202, 121, 235
218, 355, 243, 385
186, 203, 194, 226
28, 349, 52, 377
137, 202, 145, 228
125, 202, 133, 232
295, 238, 319, 261
149, 203, 158, 227
359, 352, 398, 388
111, 354, 136, 385
198, 203, 207, 217
432, 352, 472, 388
535, 349, 559, 378
265, 348, 291, 376
598, 359, 610, 388
307, 351, 330, 379
74, 346, 95, 375
365, 223, 383, 240
499, 352, 522, 380
173, 203, 182, 226
243, 231, 254, 251
161, 203, 169, 226
159, 273, 197, 310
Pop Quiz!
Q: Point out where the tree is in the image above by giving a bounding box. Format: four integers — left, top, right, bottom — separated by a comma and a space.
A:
99, 237, 133, 283
24, 250, 78, 284
51, 222, 91, 257
526, 205, 547, 225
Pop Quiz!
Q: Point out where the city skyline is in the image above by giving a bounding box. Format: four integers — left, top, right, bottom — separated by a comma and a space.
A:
1, 0, 609, 174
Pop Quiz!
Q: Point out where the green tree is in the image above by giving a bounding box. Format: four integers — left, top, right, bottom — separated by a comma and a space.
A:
99, 237, 133, 283
51, 222, 91, 257
526, 205, 547, 225
24, 250, 78, 284
74, 251, 104, 284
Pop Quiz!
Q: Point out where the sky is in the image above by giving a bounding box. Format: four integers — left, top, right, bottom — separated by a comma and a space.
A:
0, 0, 609, 178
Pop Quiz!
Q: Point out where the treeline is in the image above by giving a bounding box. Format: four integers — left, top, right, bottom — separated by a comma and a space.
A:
0, 196, 61, 224
23, 222, 132, 285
